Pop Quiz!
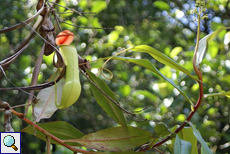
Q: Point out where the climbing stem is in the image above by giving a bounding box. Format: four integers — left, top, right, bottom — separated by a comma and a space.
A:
138, 7, 204, 152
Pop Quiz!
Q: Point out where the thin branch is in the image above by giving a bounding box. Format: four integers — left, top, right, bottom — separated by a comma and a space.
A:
0, 100, 14, 132
46, 1, 62, 31
49, 1, 97, 16
60, 20, 115, 30
11, 109, 92, 153
0, 0, 44, 33
46, 135, 51, 154
0, 42, 31, 67
25, 44, 45, 115
48, 1, 83, 16
14, 16, 44, 53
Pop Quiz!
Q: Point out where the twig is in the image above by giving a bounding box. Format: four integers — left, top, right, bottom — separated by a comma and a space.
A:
46, 1, 62, 32
25, 44, 45, 115
48, 1, 83, 16
153, 147, 164, 154
46, 135, 51, 154
0, 0, 44, 33
0, 42, 31, 67
11, 109, 92, 153
0, 101, 14, 132
14, 16, 44, 53
60, 20, 115, 30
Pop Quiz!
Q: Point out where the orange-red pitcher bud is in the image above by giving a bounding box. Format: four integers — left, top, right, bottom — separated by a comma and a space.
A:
55, 30, 74, 45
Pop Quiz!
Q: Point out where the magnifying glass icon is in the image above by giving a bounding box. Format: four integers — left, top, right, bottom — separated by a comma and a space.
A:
3, 135, 18, 151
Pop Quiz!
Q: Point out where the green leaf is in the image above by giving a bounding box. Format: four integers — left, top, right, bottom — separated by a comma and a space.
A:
154, 123, 171, 137
170, 46, 183, 58
153, 1, 170, 11
149, 123, 171, 147
132, 45, 197, 81
19, 55, 31, 70
188, 122, 213, 154
119, 84, 131, 96
21, 121, 84, 146
133, 90, 157, 101
86, 70, 127, 126
112, 56, 193, 106
211, 22, 223, 31
204, 90, 230, 98
196, 26, 229, 64
174, 135, 192, 154
108, 31, 119, 44
64, 126, 151, 151
209, 41, 219, 58
178, 127, 198, 154
91, 1, 107, 13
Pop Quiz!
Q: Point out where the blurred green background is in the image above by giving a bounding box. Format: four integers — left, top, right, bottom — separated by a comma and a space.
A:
0, 0, 230, 153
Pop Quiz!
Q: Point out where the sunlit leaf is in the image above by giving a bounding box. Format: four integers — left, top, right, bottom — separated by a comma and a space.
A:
132, 45, 198, 81
176, 114, 186, 122
196, 35, 209, 65
119, 84, 131, 96
34, 79, 65, 122
19, 55, 31, 70
188, 122, 213, 154
133, 90, 157, 101
196, 26, 229, 64
153, 1, 170, 11
112, 56, 193, 106
91, 1, 107, 13
63, 126, 151, 151
22, 121, 84, 146
86, 70, 127, 126
209, 41, 219, 58
108, 31, 119, 44
170, 46, 183, 58
58, 1, 66, 12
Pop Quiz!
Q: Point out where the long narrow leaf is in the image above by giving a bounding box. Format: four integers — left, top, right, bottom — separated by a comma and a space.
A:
132, 45, 198, 81
179, 127, 198, 154
174, 135, 192, 154
64, 126, 151, 151
112, 56, 193, 105
86, 70, 127, 126
21, 121, 85, 146
188, 122, 213, 154
196, 27, 229, 64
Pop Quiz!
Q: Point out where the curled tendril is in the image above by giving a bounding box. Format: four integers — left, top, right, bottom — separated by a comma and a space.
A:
100, 48, 133, 80
98, 67, 114, 80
